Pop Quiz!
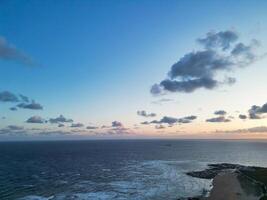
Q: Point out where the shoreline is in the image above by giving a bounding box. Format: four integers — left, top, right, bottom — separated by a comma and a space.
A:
181, 163, 267, 200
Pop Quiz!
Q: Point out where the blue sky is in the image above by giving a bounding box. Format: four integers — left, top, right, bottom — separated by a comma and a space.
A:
1, 0, 267, 140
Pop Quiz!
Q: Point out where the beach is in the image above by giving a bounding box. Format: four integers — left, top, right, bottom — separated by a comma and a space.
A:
205, 171, 259, 200
185, 163, 267, 200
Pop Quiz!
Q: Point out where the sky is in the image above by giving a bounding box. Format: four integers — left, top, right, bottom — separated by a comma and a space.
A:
1, 0, 267, 140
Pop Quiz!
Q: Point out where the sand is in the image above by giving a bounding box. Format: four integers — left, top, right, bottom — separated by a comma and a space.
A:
204, 171, 260, 200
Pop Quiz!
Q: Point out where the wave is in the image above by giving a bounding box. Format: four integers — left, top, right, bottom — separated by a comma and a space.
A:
18, 160, 212, 200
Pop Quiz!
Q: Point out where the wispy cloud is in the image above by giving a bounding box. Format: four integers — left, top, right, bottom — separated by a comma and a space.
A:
216, 126, 267, 134
0, 36, 35, 66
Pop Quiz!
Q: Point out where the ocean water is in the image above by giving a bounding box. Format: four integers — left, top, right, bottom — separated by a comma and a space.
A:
1, 139, 267, 200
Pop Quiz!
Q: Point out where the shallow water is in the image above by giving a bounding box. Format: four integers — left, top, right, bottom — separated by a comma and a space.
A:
1, 139, 267, 200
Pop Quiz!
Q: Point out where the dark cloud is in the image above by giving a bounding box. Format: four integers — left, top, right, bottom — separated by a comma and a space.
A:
140, 121, 150, 125
0, 91, 43, 111
214, 110, 227, 115
26, 116, 45, 123
49, 115, 73, 123
151, 116, 178, 125
239, 114, 247, 119
112, 121, 123, 127
58, 124, 65, 127
248, 103, 267, 119
206, 116, 231, 123
0, 91, 19, 102
231, 40, 259, 66
9, 107, 17, 111
197, 30, 238, 50
178, 115, 197, 123
17, 101, 43, 110
159, 76, 218, 93
86, 126, 98, 130
137, 110, 156, 117
145, 115, 197, 125
151, 30, 260, 95
70, 123, 84, 128
0, 36, 34, 66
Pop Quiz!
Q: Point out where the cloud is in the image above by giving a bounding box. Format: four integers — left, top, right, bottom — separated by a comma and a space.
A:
214, 110, 227, 115
26, 116, 45, 123
217, 126, 267, 134
155, 125, 165, 129
58, 124, 65, 127
17, 101, 43, 110
197, 30, 238, 50
144, 115, 197, 125
49, 115, 73, 123
38, 130, 72, 136
0, 125, 24, 135
0, 36, 34, 66
150, 116, 178, 125
19, 94, 29, 102
206, 116, 231, 123
248, 103, 267, 119
239, 114, 247, 119
10, 107, 17, 111
7, 125, 24, 131
112, 121, 123, 127
0, 91, 19, 102
140, 121, 150, 125
70, 123, 84, 128
0, 91, 43, 111
86, 126, 98, 130
178, 115, 197, 123
151, 30, 260, 95
151, 98, 174, 105
137, 110, 156, 117
107, 127, 132, 135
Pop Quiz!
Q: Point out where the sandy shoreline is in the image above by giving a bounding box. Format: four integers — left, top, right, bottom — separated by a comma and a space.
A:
203, 170, 260, 200
183, 163, 267, 200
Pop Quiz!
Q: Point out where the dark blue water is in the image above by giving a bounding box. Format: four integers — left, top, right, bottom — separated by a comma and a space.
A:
1, 139, 267, 200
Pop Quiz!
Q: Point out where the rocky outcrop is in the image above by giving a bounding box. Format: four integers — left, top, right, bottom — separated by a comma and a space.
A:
186, 163, 250, 179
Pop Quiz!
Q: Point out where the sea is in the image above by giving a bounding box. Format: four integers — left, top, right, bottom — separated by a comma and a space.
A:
1, 139, 267, 200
